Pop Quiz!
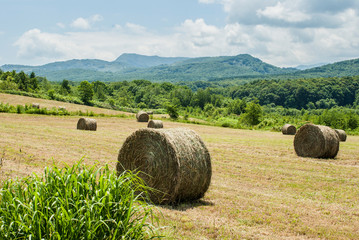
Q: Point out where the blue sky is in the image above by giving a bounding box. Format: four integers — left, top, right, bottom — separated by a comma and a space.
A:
1, 0, 359, 67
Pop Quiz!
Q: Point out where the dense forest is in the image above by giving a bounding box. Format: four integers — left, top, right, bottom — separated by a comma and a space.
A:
0, 69, 359, 133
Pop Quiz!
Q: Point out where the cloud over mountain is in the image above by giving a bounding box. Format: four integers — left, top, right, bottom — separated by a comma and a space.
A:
9, 1, 359, 67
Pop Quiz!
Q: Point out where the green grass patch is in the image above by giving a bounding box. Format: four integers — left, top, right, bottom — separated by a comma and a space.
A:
0, 160, 161, 239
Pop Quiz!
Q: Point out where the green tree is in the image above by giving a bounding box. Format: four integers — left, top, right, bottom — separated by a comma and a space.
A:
228, 99, 246, 115
242, 100, 262, 125
61, 79, 72, 95
92, 81, 107, 101
166, 104, 179, 119
30, 72, 36, 79
78, 81, 94, 105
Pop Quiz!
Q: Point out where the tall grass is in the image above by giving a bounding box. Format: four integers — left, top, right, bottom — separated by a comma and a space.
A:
0, 161, 161, 239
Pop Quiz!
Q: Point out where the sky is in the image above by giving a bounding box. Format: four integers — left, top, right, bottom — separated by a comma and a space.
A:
1, 0, 359, 67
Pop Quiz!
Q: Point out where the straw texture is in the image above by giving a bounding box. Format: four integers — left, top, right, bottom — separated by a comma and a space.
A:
77, 118, 97, 131
136, 111, 149, 122
335, 129, 347, 142
282, 124, 296, 135
117, 128, 212, 204
147, 120, 163, 129
294, 124, 339, 158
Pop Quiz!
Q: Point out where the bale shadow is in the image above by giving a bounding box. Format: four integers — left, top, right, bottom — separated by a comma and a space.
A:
159, 199, 214, 211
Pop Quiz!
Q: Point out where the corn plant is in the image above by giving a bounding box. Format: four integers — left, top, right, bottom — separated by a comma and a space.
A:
0, 160, 161, 239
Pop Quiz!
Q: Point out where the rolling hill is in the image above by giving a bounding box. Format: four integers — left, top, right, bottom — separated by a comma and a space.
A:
1, 53, 359, 82
0, 53, 297, 82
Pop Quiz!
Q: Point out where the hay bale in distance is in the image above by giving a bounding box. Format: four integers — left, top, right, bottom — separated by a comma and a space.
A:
282, 124, 296, 135
147, 111, 154, 115
335, 129, 347, 142
136, 111, 149, 122
117, 128, 212, 205
147, 120, 163, 129
77, 118, 97, 131
32, 103, 40, 109
294, 124, 339, 158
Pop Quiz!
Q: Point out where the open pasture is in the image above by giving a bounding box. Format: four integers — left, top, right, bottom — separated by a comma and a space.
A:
0, 101, 359, 239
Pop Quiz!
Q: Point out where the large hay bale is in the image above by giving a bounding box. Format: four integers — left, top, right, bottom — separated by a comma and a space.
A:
282, 124, 296, 135
136, 111, 149, 122
77, 118, 97, 131
147, 120, 163, 129
335, 129, 347, 142
32, 103, 40, 109
117, 128, 212, 204
294, 124, 339, 158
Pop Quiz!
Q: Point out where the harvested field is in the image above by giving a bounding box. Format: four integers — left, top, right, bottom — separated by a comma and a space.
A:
0, 100, 359, 239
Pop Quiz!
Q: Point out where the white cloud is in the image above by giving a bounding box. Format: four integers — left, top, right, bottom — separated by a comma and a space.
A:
125, 23, 147, 34
179, 19, 221, 47
220, 0, 359, 28
12, 7, 359, 68
71, 17, 90, 29
70, 14, 103, 30
257, 2, 311, 23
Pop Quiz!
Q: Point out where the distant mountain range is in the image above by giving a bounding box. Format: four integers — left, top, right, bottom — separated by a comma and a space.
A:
1, 53, 359, 82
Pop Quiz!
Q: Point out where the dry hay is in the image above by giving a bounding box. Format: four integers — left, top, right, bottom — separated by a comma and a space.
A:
32, 103, 40, 109
282, 124, 296, 135
117, 128, 212, 205
335, 129, 347, 142
147, 120, 163, 129
147, 111, 154, 115
136, 111, 149, 122
294, 124, 339, 158
77, 118, 97, 131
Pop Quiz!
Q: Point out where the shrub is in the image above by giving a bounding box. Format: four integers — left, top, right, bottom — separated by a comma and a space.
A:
0, 161, 160, 239
241, 100, 262, 126
16, 105, 24, 114
166, 104, 179, 120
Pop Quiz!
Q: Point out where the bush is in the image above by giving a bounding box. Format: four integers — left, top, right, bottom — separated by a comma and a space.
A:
0, 161, 160, 239
166, 104, 179, 120
241, 100, 262, 126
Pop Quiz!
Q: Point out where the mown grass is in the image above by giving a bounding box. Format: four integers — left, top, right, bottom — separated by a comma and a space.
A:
0, 160, 161, 240
1, 94, 359, 239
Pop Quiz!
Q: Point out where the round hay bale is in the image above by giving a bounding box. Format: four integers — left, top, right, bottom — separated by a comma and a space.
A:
335, 129, 347, 142
282, 124, 296, 135
77, 118, 97, 131
117, 128, 212, 204
32, 103, 40, 109
136, 111, 149, 122
147, 120, 163, 129
294, 124, 339, 158
147, 111, 154, 115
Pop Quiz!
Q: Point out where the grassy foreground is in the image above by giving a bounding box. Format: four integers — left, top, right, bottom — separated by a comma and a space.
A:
0, 161, 159, 239
0, 95, 359, 239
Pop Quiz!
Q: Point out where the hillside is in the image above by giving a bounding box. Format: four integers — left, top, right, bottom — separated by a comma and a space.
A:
114, 53, 189, 68
0, 54, 297, 82
2, 54, 359, 82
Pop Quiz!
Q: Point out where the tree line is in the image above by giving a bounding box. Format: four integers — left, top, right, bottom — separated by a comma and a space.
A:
0, 69, 358, 132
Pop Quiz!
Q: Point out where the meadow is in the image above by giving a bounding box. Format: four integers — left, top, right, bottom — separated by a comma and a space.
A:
1, 94, 359, 239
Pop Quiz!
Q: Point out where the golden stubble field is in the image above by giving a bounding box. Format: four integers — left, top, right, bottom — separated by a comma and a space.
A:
1, 94, 359, 239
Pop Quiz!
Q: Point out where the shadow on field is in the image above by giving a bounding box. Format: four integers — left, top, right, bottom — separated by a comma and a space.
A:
159, 199, 214, 211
